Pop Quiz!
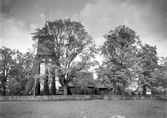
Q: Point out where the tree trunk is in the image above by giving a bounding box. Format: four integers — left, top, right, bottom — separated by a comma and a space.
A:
2, 76, 7, 96
142, 85, 146, 95
35, 81, 40, 95
2, 83, 6, 96
44, 79, 49, 95
117, 86, 122, 95
51, 77, 56, 95
84, 89, 87, 95
24, 56, 40, 95
36, 61, 41, 95
63, 81, 68, 95
113, 81, 117, 94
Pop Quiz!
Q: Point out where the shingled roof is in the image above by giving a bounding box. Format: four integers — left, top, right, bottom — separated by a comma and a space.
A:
37, 35, 55, 56
135, 85, 143, 92
135, 85, 151, 92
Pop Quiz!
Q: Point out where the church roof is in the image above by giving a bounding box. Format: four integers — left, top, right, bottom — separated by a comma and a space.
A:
135, 85, 143, 92
135, 85, 151, 92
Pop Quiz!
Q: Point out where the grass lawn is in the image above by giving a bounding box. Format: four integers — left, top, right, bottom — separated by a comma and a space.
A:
0, 100, 166, 118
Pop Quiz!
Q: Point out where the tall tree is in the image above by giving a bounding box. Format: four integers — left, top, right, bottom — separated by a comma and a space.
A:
0, 47, 15, 95
137, 44, 158, 94
9, 50, 34, 95
0, 47, 34, 95
99, 25, 140, 94
153, 57, 167, 88
31, 19, 96, 95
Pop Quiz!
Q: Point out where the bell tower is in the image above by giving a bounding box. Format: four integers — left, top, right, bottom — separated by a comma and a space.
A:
24, 13, 56, 95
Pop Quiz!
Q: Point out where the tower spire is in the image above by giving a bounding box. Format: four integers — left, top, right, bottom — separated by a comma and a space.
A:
47, 6, 49, 22
45, 12, 47, 24
45, 6, 50, 35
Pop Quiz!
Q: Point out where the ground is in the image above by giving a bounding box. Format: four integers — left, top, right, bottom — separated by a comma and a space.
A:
0, 100, 166, 118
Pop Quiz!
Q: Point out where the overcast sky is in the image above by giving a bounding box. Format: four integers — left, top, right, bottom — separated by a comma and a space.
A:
0, 0, 167, 57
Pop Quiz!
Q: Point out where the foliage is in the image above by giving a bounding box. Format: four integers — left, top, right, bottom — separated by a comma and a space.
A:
32, 19, 97, 95
0, 47, 14, 95
96, 25, 165, 95
136, 44, 158, 92
72, 72, 95, 94
98, 26, 140, 93
153, 57, 167, 88
0, 46, 34, 95
1, 22, 166, 96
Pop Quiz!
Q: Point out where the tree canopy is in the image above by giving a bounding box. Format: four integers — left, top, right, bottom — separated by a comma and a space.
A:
97, 26, 140, 92
31, 19, 97, 95
0, 47, 34, 95
96, 25, 161, 94
1, 20, 167, 96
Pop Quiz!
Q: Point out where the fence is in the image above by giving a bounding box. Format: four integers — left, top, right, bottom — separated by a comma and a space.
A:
0, 95, 167, 101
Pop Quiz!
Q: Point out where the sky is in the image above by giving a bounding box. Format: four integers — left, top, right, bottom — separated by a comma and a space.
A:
0, 0, 167, 57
